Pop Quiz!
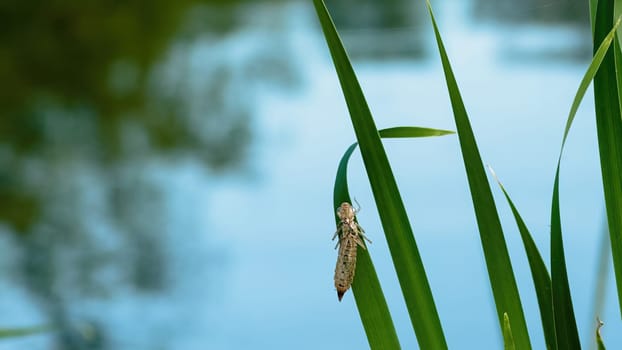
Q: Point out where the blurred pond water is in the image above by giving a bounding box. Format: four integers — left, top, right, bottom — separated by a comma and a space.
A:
0, 0, 620, 349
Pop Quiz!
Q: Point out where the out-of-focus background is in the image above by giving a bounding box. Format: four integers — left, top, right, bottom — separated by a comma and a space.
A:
0, 0, 619, 348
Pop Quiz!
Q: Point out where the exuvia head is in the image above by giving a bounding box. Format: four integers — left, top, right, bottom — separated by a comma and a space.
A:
337, 202, 356, 220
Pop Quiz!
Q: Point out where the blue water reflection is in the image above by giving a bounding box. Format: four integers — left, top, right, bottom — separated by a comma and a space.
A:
1, 0, 619, 349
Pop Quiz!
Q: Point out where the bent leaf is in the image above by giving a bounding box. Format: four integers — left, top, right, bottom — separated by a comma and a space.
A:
333, 126, 453, 349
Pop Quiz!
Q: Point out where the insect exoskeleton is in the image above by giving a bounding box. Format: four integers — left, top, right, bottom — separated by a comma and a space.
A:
332, 201, 371, 301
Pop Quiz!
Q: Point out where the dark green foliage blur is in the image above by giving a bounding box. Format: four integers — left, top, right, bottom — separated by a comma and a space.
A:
1, 0, 194, 151
0, 2, 297, 348
0, 0, 254, 233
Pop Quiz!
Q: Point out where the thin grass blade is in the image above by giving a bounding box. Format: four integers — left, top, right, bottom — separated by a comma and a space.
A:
550, 168, 581, 349
489, 167, 557, 350
592, 0, 622, 317
562, 16, 620, 145
423, 1, 531, 347
503, 312, 516, 350
614, 39, 622, 113
0, 325, 52, 339
596, 319, 606, 350
376, 126, 455, 138
591, 0, 599, 34
549, 10, 621, 349
313, 1, 448, 347
588, 221, 610, 350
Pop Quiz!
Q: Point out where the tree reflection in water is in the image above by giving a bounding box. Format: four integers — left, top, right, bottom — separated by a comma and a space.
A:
472, 0, 589, 24
0, 1, 298, 348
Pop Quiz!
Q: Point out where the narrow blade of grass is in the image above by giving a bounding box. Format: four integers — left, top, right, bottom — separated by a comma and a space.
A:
614, 39, 622, 113
560, 16, 619, 145
591, 0, 599, 34
334, 127, 453, 349
376, 126, 455, 138
616, 1, 622, 45
489, 167, 557, 350
550, 11, 621, 349
423, 1, 531, 348
0, 325, 52, 339
596, 319, 606, 350
588, 221, 610, 349
313, 0, 448, 347
550, 168, 581, 349
503, 312, 516, 350
593, 0, 622, 316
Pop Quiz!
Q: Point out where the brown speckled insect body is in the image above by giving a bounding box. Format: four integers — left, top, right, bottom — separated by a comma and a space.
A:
332, 202, 371, 301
